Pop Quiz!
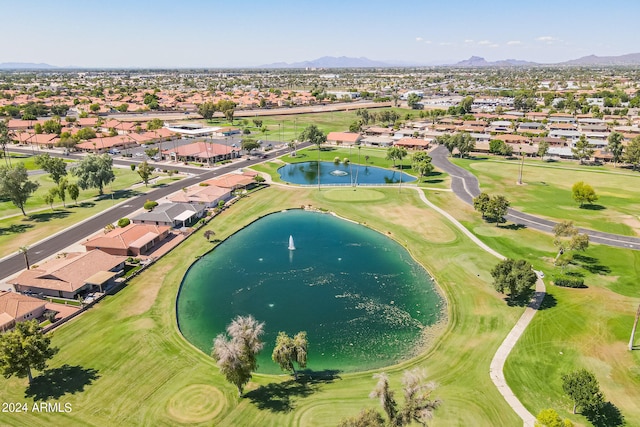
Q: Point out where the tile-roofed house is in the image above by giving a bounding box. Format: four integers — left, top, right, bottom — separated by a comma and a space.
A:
0, 291, 47, 331
131, 203, 205, 228
9, 250, 127, 299
326, 132, 362, 145
394, 138, 429, 149
82, 223, 171, 256
162, 141, 239, 163
168, 184, 232, 208
204, 171, 256, 190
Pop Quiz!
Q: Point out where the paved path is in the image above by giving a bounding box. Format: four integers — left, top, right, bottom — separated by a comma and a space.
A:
430, 145, 640, 250
414, 187, 540, 426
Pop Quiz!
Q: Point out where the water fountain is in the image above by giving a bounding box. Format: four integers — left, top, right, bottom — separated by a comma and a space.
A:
288, 235, 296, 250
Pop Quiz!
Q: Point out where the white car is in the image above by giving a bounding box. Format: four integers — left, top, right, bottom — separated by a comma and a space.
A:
135, 152, 144, 157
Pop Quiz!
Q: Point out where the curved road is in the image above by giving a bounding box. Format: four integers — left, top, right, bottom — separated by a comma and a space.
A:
430, 145, 640, 250
0, 144, 307, 279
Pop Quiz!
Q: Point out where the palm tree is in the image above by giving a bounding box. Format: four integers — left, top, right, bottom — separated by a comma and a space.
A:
19, 246, 30, 270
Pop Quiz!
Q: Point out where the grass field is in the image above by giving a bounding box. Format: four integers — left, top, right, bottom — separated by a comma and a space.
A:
451, 156, 640, 236
427, 190, 640, 426
0, 185, 524, 426
205, 107, 414, 143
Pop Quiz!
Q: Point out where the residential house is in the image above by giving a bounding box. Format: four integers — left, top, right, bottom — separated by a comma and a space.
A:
394, 138, 429, 150
326, 132, 362, 146
168, 184, 232, 209
82, 223, 171, 257
9, 251, 127, 299
131, 203, 205, 228
0, 291, 47, 332
162, 141, 239, 163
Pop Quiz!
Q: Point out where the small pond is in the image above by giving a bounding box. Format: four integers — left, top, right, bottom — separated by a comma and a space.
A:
278, 161, 416, 185
177, 210, 443, 374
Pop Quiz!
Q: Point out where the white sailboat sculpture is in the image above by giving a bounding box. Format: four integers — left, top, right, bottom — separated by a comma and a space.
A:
288, 235, 296, 250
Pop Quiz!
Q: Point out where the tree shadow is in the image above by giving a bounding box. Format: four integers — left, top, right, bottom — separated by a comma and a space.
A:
499, 223, 527, 230
537, 293, 557, 310
584, 401, 625, 427
24, 365, 100, 401
0, 223, 33, 235
246, 369, 340, 413
506, 288, 536, 307
29, 210, 71, 223
468, 155, 489, 161
572, 254, 611, 275
580, 204, 606, 211
77, 201, 95, 208
422, 179, 443, 184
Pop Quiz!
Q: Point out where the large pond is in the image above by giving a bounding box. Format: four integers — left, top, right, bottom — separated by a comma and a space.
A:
278, 161, 416, 185
177, 210, 443, 374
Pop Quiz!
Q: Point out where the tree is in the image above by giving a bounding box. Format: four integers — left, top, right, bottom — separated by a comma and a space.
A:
489, 139, 513, 156
211, 315, 265, 396
436, 134, 456, 156
491, 258, 537, 299
407, 93, 422, 109
19, 246, 30, 270
454, 132, 475, 158
144, 147, 159, 158
370, 372, 398, 424
486, 194, 510, 225
42, 118, 62, 135
146, 118, 164, 131
561, 369, 604, 414
553, 221, 589, 262
535, 408, 574, 427
44, 187, 58, 210
299, 124, 326, 149
624, 136, 640, 170
271, 331, 308, 380
349, 121, 362, 133
252, 119, 263, 128
198, 102, 216, 120
144, 199, 158, 211
473, 192, 491, 219
607, 132, 624, 167
411, 151, 434, 179
72, 154, 115, 196
116, 103, 129, 113
241, 138, 261, 155
203, 230, 215, 241
57, 178, 67, 207
338, 408, 386, 427
398, 368, 441, 426
0, 120, 11, 166
67, 182, 80, 205
75, 127, 96, 141
34, 153, 67, 184
571, 135, 594, 164
537, 140, 550, 160
386, 146, 407, 167
137, 161, 153, 186
459, 96, 474, 114
0, 163, 39, 216
0, 320, 59, 384
571, 181, 598, 207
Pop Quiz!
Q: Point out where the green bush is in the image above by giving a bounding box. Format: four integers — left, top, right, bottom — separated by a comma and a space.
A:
143, 199, 158, 211
117, 218, 130, 227
553, 275, 586, 288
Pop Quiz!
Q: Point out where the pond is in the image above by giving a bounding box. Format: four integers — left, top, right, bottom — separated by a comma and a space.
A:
176, 210, 443, 374
278, 161, 416, 185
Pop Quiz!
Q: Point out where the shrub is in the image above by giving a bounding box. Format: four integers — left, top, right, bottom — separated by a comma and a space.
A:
117, 218, 130, 227
130, 164, 136, 171
334, 156, 340, 164
553, 275, 586, 288
143, 199, 158, 211
343, 158, 350, 164
199, 182, 210, 186
254, 175, 265, 183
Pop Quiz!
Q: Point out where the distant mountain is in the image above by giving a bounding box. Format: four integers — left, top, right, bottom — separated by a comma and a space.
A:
260, 56, 396, 68
453, 56, 538, 67
0, 62, 57, 69
559, 53, 640, 66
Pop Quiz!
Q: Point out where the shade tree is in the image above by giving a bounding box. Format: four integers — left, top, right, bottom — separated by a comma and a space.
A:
0, 163, 40, 216
571, 181, 598, 207
72, 154, 115, 196
561, 369, 604, 415
490, 258, 537, 300
271, 331, 308, 380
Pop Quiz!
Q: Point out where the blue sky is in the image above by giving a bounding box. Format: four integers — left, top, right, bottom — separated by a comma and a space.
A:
3, 0, 639, 67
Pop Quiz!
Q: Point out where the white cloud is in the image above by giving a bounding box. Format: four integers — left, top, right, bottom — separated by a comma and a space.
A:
464, 39, 474, 44
489, 44, 499, 48
439, 42, 453, 46
416, 37, 432, 44
416, 37, 423, 42
478, 40, 492, 45
507, 40, 521, 45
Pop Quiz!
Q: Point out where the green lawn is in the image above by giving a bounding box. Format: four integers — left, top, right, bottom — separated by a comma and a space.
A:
206, 107, 415, 143
427, 190, 640, 426
451, 156, 640, 236
0, 185, 523, 426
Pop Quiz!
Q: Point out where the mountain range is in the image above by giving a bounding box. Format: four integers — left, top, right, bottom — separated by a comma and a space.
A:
5, 52, 640, 70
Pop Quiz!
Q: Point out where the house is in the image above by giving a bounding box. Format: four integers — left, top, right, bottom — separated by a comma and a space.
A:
548, 129, 581, 142
0, 291, 47, 332
326, 132, 362, 146
394, 138, 429, 150
162, 141, 239, 163
82, 223, 171, 257
361, 135, 394, 147
131, 203, 205, 228
9, 251, 127, 299
168, 184, 232, 208
203, 171, 257, 191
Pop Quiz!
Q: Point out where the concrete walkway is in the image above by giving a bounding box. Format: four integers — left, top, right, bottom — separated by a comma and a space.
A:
413, 187, 542, 427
